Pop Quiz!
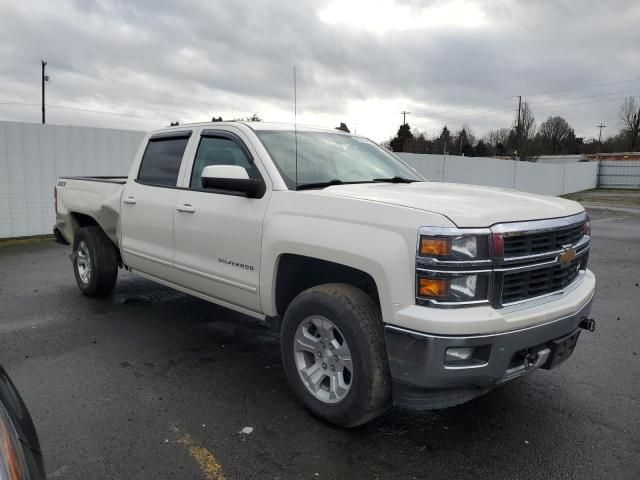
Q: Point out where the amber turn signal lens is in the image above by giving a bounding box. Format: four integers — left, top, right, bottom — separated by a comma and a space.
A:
420, 237, 451, 257
419, 277, 450, 298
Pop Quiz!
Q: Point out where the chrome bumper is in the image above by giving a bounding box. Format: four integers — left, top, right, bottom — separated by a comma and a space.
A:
385, 294, 594, 410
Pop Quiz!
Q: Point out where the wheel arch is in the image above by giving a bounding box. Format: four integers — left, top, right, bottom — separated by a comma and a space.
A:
70, 215, 122, 266
272, 254, 382, 319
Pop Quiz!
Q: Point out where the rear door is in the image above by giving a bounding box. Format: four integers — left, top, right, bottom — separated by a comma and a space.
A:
120, 131, 192, 280
172, 128, 270, 313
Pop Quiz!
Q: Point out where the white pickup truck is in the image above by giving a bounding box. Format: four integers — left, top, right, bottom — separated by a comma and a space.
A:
54, 122, 596, 427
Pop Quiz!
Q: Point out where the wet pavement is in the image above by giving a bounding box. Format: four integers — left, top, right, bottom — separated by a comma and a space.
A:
0, 207, 639, 479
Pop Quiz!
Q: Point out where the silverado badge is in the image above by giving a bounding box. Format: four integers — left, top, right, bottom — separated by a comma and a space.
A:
558, 245, 577, 267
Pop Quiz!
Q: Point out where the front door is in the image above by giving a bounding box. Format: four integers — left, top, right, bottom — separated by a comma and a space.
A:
172, 130, 269, 313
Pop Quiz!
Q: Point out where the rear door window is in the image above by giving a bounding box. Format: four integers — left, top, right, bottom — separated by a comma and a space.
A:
137, 134, 190, 187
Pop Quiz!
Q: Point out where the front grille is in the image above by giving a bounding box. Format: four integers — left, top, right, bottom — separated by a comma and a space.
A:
504, 223, 584, 257
501, 258, 582, 304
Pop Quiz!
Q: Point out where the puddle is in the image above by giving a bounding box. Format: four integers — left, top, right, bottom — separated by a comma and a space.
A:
111, 294, 152, 305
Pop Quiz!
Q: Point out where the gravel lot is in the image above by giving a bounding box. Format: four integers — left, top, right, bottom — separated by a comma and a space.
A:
1, 206, 639, 479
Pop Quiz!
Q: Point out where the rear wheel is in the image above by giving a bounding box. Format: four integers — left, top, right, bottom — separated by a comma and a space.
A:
280, 283, 391, 427
72, 226, 118, 297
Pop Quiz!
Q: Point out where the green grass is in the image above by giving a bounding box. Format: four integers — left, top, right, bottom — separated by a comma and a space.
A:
563, 188, 640, 206
0, 234, 54, 248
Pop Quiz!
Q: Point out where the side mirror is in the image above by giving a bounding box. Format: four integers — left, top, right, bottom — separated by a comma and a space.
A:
201, 165, 265, 198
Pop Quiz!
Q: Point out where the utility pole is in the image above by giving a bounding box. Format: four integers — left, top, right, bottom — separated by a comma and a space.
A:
516, 95, 522, 161
401, 111, 411, 125
41, 59, 48, 124
596, 122, 606, 156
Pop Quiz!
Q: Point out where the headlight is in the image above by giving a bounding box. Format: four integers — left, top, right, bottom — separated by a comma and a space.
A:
419, 234, 490, 261
417, 273, 490, 304
416, 227, 492, 306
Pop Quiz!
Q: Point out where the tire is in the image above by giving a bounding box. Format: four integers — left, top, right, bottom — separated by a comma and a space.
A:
72, 226, 118, 297
280, 283, 391, 427
1, 365, 46, 479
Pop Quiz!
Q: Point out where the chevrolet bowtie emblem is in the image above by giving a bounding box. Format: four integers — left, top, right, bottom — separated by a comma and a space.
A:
558, 245, 577, 266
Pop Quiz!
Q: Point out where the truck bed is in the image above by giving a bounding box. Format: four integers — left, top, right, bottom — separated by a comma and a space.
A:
56, 176, 126, 245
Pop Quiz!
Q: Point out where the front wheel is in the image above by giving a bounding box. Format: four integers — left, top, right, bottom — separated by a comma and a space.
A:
72, 226, 118, 297
280, 283, 391, 427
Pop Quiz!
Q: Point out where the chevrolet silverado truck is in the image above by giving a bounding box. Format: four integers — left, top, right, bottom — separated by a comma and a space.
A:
53, 122, 596, 427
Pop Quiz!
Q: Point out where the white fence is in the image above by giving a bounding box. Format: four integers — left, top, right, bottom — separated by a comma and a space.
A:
598, 161, 640, 189
0, 121, 144, 238
0, 121, 603, 239
397, 153, 598, 196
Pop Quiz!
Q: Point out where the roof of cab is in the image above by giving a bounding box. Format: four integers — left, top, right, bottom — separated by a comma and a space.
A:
150, 121, 351, 135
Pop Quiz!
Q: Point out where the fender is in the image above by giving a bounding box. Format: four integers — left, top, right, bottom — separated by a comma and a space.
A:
259, 191, 454, 320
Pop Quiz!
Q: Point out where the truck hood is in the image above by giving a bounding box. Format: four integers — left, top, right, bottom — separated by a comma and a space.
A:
315, 182, 584, 227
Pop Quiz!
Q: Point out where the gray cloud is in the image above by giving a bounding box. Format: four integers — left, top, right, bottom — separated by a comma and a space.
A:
0, 0, 638, 141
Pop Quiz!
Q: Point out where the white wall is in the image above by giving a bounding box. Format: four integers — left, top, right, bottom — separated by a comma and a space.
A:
564, 162, 599, 192
397, 153, 598, 196
0, 121, 145, 238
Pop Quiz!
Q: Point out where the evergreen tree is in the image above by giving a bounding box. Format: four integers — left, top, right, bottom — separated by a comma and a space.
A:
389, 123, 414, 152
435, 126, 452, 154
475, 139, 489, 157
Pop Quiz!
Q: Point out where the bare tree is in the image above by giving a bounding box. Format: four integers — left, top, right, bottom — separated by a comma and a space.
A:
487, 128, 510, 145
619, 97, 640, 151
538, 116, 574, 154
486, 128, 511, 155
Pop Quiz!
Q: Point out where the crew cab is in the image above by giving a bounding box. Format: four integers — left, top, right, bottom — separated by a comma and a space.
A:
53, 122, 596, 426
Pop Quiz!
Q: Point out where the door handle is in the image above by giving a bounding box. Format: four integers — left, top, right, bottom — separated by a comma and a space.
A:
176, 204, 195, 213
123, 196, 136, 205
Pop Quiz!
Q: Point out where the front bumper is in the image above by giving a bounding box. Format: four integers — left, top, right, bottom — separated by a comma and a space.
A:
385, 294, 594, 410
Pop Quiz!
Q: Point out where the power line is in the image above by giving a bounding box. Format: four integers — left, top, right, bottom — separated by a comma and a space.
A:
409, 77, 640, 128
412, 95, 515, 120
0, 102, 40, 106
47, 104, 166, 121
413, 106, 516, 128
46, 94, 209, 118
0, 80, 39, 83
0, 99, 168, 121
111, 82, 258, 114
31, 58, 260, 115
528, 88, 640, 106
525, 77, 640, 98
531, 95, 639, 111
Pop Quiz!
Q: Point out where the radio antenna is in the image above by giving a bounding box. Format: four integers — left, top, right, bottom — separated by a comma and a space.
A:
293, 65, 298, 190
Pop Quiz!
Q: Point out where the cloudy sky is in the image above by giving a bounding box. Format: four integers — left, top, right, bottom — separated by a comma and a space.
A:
0, 0, 639, 142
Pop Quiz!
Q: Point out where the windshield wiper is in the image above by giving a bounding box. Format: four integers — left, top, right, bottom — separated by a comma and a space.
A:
296, 177, 419, 190
296, 179, 345, 190
372, 176, 419, 184
296, 179, 373, 190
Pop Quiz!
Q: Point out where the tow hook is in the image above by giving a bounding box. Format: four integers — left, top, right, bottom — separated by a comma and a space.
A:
523, 351, 538, 370
580, 318, 596, 332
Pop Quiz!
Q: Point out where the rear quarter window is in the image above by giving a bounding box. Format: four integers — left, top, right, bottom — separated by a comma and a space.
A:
137, 136, 190, 186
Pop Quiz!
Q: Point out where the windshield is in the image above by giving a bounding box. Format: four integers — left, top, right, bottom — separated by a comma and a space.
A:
255, 131, 423, 190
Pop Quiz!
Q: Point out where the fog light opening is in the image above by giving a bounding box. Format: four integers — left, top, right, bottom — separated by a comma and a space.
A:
445, 345, 491, 368
446, 347, 474, 361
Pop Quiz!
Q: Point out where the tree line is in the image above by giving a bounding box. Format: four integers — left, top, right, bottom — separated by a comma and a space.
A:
385, 96, 640, 159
